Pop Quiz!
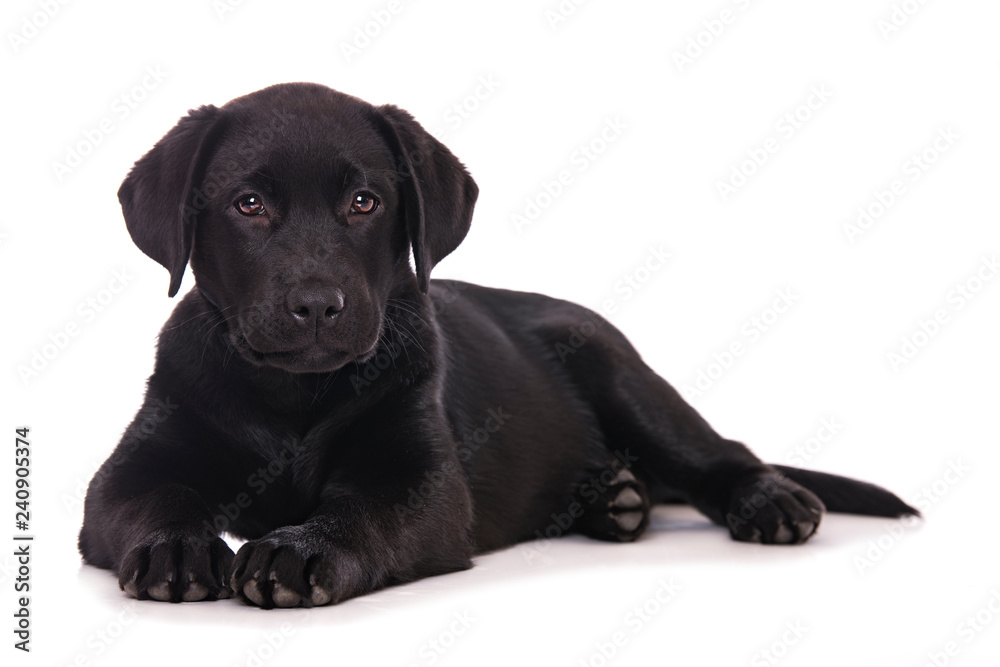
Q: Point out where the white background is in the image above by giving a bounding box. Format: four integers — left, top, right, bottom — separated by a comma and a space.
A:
2, 0, 999, 665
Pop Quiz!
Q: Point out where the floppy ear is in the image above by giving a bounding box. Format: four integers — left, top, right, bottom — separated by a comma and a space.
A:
374, 105, 479, 293
118, 105, 226, 297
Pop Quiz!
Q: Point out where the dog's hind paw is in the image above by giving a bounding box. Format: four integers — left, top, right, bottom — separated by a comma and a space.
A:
725, 472, 824, 545
577, 467, 650, 542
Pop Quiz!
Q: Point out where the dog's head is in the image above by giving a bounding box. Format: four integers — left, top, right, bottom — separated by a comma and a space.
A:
119, 83, 478, 373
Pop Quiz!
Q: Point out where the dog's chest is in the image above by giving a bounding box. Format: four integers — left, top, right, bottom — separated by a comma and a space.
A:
217, 419, 338, 535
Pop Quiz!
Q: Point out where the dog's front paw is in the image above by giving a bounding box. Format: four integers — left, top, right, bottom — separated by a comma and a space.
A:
725, 472, 824, 544
118, 531, 234, 602
231, 527, 358, 608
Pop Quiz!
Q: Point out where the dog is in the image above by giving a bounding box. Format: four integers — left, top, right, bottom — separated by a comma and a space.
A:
79, 83, 916, 608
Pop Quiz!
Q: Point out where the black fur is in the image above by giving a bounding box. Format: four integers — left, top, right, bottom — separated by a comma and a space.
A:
80, 83, 917, 608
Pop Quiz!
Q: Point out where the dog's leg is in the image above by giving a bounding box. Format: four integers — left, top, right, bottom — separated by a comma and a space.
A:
79, 399, 235, 602
560, 328, 823, 545
230, 396, 475, 608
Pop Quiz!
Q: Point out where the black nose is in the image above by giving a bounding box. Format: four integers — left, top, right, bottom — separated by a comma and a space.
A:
286, 286, 345, 326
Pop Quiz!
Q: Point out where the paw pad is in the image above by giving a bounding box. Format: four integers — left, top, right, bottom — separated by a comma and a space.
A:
578, 465, 650, 542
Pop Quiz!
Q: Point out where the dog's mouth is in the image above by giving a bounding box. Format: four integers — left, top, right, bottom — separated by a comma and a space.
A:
232, 327, 382, 374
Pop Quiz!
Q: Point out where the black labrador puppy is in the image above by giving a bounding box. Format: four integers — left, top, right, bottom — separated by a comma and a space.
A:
80, 83, 915, 608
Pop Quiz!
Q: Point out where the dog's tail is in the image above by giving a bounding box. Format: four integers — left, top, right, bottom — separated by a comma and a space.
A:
771, 465, 919, 517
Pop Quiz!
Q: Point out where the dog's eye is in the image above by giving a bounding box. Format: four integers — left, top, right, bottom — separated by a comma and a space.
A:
235, 194, 266, 216
351, 192, 379, 215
